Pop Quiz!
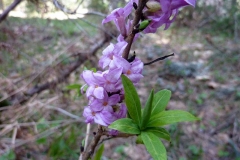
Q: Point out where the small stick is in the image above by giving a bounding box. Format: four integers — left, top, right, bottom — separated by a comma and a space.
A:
144, 53, 174, 66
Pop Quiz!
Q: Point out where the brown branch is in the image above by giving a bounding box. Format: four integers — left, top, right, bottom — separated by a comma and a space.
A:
82, 126, 104, 160
98, 132, 136, 144
122, 0, 149, 59
25, 34, 110, 98
0, 0, 22, 23
81, 2, 149, 160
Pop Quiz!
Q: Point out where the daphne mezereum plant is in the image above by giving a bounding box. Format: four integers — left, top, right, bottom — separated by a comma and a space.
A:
79, 0, 199, 159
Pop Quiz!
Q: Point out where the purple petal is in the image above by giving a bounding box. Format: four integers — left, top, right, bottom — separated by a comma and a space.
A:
104, 67, 123, 82
131, 58, 143, 73
99, 55, 111, 69
113, 55, 130, 73
102, 8, 123, 24
83, 107, 94, 123
86, 86, 94, 98
90, 99, 104, 112
126, 73, 144, 83
108, 94, 120, 105
94, 113, 108, 126
114, 103, 127, 119
93, 87, 104, 99
102, 43, 114, 55
113, 41, 128, 56
100, 110, 116, 125
81, 70, 95, 85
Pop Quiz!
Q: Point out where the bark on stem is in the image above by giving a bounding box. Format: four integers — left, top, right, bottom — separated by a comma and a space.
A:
81, 1, 149, 159
122, 0, 149, 59
82, 126, 104, 160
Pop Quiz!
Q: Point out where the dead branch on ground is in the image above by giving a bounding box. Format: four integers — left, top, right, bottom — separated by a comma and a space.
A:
0, 0, 23, 23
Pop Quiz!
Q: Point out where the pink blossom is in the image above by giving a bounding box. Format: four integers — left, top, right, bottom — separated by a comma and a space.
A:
81, 70, 105, 99
90, 92, 120, 112
99, 42, 127, 69
113, 56, 144, 83
144, 0, 196, 33
83, 107, 108, 126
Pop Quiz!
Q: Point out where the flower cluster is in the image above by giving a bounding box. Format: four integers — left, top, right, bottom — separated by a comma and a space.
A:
81, 0, 195, 127
103, 0, 196, 35
81, 41, 143, 126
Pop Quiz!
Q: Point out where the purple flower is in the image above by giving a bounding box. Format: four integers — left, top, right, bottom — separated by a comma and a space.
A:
113, 56, 144, 83
113, 103, 127, 119
100, 110, 117, 125
102, 0, 136, 26
83, 107, 108, 126
102, 0, 139, 39
117, 20, 140, 43
81, 70, 105, 99
103, 67, 123, 92
144, 0, 196, 33
90, 92, 120, 112
99, 42, 127, 69
171, 0, 196, 9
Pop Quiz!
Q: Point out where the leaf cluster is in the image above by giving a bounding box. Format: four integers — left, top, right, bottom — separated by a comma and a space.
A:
109, 75, 199, 160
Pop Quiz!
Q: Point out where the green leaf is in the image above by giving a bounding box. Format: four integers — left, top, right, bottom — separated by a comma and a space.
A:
0, 150, 16, 160
94, 144, 104, 160
108, 118, 140, 134
91, 68, 97, 72
141, 90, 154, 129
141, 132, 167, 160
65, 84, 81, 90
144, 127, 171, 141
121, 75, 142, 126
152, 89, 171, 116
147, 110, 199, 127
36, 137, 47, 144
136, 135, 143, 144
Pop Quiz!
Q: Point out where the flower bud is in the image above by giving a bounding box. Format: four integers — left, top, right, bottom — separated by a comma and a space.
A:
146, 1, 161, 12
139, 20, 151, 31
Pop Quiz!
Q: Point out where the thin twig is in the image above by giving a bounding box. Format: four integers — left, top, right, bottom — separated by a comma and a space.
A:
2, 121, 74, 154
79, 123, 91, 160
122, 0, 149, 59
11, 123, 18, 146
25, 35, 110, 97
82, 126, 104, 160
84, 123, 91, 150
45, 105, 83, 120
144, 53, 174, 66
0, 0, 22, 23
0, 119, 82, 128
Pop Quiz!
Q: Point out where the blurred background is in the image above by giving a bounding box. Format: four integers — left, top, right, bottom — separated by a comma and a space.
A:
0, 0, 240, 159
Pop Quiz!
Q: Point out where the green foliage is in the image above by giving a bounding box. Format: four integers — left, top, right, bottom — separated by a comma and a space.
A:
121, 75, 142, 126
0, 150, 16, 160
141, 132, 167, 160
141, 90, 154, 129
136, 135, 143, 144
147, 110, 199, 127
48, 126, 79, 160
118, 75, 199, 159
188, 145, 203, 159
94, 144, 104, 160
144, 127, 171, 141
151, 89, 171, 116
65, 83, 82, 97
86, 0, 108, 13
109, 118, 140, 134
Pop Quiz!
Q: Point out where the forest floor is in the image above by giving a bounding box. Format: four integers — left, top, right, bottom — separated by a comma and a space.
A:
0, 15, 240, 160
